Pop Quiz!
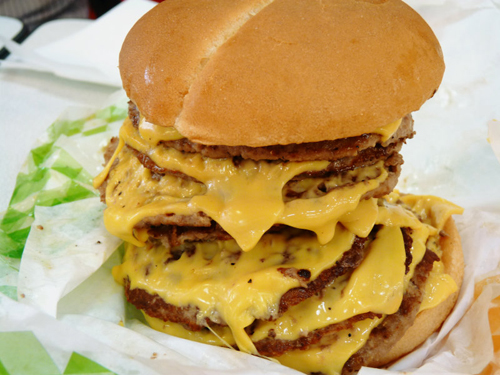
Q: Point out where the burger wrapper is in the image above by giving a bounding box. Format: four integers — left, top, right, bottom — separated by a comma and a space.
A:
1, 105, 499, 375
1, 1, 500, 375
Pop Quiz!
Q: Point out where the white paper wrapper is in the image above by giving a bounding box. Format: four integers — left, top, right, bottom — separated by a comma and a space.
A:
17, 199, 122, 317
1, 1, 500, 375
0, 0, 156, 86
0, 293, 300, 375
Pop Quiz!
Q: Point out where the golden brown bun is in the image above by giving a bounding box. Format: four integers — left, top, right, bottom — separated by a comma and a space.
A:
120, 0, 445, 146
371, 217, 464, 368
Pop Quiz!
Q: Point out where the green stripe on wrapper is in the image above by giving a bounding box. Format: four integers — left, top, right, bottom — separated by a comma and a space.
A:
0, 100, 127, 373
0, 225, 31, 258
63, 352, 116, 375
51, 149, 87, 180
35, 180, 97, 207
0, 102, 127, 260
31, 143, 55, 167
0, 331, 60, 375
0, 208, 32, 233
94, 104, 127, 123
0, 332, 116, 375
0, 286, 17, 300
83, 125, 109, 137
0, 360, 8, 374
48, 119, 86, 139
9, 168, 51, 205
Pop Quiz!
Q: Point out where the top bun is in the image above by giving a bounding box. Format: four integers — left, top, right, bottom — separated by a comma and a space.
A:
120, 0, 445, 147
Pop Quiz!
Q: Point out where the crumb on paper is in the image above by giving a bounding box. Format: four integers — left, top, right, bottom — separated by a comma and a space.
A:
151, 352, 158, 359
37, 225, 44, 230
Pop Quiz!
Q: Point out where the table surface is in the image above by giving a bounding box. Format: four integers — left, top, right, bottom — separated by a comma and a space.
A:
0, 19, 117, 211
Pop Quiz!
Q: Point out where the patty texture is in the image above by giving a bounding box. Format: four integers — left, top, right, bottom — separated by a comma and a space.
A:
99, 104, 413, 247
118, 227, 439, 375
122, 231, 376, 330
129, 102, 414, 162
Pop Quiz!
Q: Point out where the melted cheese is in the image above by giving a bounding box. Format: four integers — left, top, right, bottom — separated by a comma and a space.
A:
420, 261, 458, 312
285, 165, 384, 201
145, 315, 237, 347
381, 193, 463, 313
95, 117, 463, 374
139, 117, 184, 145
135, 117, 402, 146
113, 225, 356, 354
376, 203, 429, 281
277, 317, 382, 375
93, 136, 125, 189
113, 193, 461, 352
251, 226, 406, 342
400, 194, 464, 232
277, 171, 385, 245
338, 198, 379, 238
373, 118, 402, 142
99, 119, 388, 250
144, 291, 383, 375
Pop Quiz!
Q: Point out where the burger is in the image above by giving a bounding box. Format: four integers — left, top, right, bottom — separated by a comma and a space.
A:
93, 0, 464, 374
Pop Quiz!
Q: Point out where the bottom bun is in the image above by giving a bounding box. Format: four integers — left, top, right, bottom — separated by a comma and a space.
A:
371, 217, 464, 368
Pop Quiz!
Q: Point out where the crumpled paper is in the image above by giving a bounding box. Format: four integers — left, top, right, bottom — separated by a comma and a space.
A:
11, 197, 500, 375
0, 0, 156, 86
1, 0, 500, 374
0, 98, 303, 375
17, 198, 122, 317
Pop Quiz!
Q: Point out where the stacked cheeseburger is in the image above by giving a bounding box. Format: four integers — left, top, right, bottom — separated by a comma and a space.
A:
94, 1, 464, 374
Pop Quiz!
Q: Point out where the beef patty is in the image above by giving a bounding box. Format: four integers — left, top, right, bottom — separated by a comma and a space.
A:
118, 226, 438, 375
99, 104, 413, 247
122, 231, 376, 330
128, 101, 414, 162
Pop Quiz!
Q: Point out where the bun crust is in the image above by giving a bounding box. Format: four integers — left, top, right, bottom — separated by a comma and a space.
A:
371, 217, 464, 368
120, 0, 445, 146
